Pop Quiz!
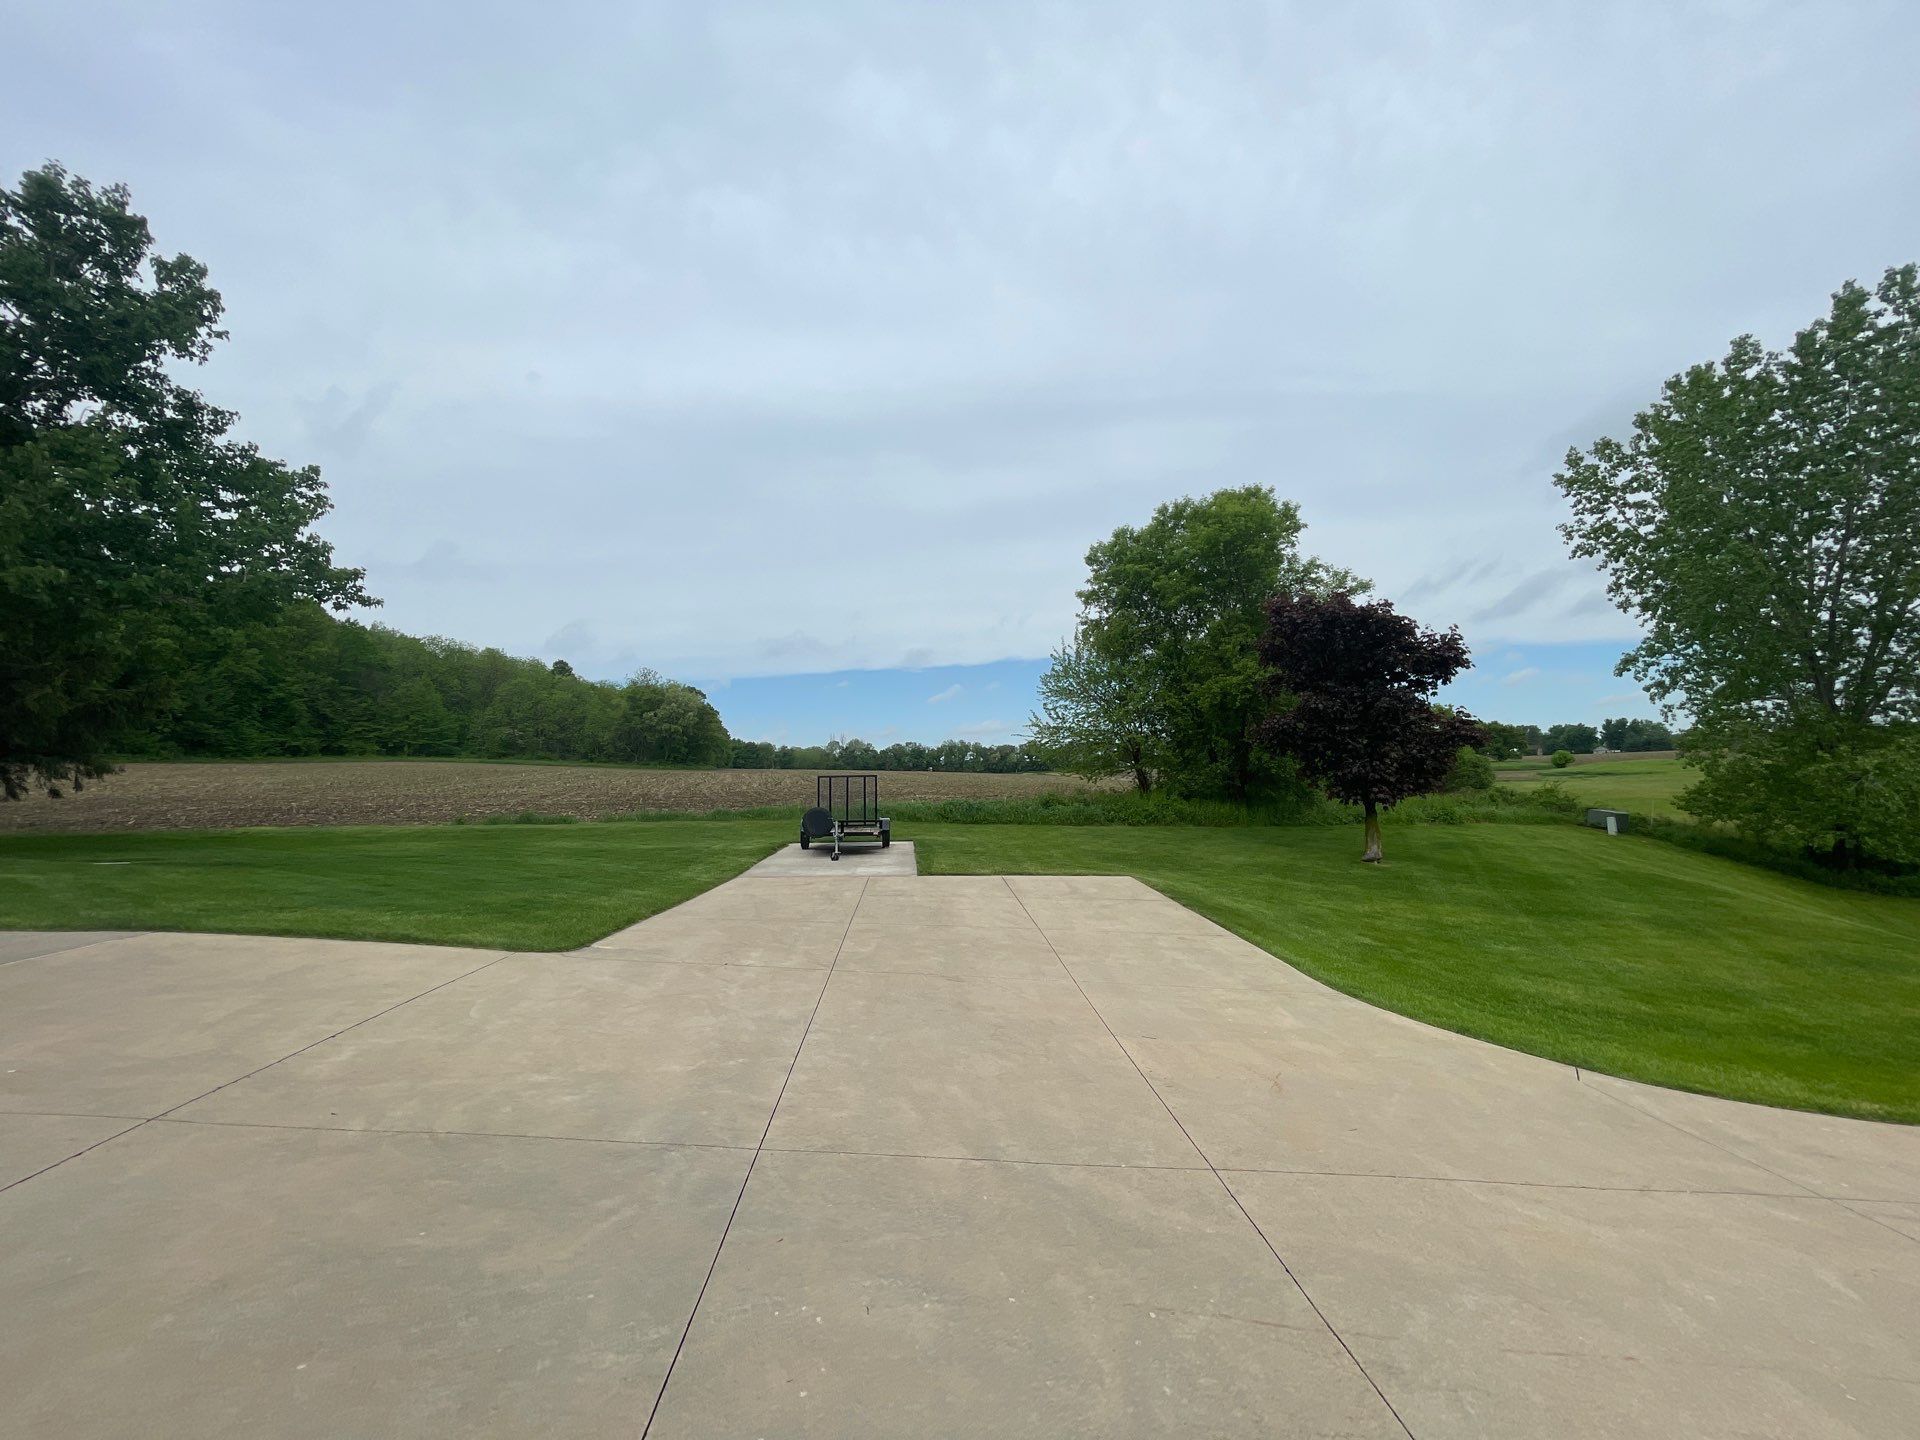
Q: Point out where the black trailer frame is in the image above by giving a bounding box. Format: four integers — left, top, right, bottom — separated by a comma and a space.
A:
799, 774, 891, 862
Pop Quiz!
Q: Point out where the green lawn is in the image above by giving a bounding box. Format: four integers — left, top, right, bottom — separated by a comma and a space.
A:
2, 815, 1916, 1122
0, 820, 788, 951
1495, 753, 1693, 817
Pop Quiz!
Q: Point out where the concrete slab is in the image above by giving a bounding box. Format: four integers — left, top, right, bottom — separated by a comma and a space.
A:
1003, 874, 1159, 900
0, 1112, 140, 1188
854, 873, 1035, 927
746, 840, 918, 876
1585, 1071, 1920, 1201
1855, 1199, 1920, 1242
3, 877, 1916, 1440
832, 916, 1064, 983
1015, 893, 1227, 939
648, 1149, 1403, 1439
0, 932, 499, 1116
668, 875, 867, 926
766, 968, 1201, 1167
1227, 1170, 1920, 1439
176, 954, 827, 1146
0, 930, 140, 966
0, 1121, 750, 1440
590, 912, 844, 966
1044, 925, 1328, 997
1122, 1026, 1797, 1192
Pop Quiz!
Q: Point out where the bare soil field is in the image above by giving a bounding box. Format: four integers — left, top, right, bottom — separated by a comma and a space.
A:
0, 761, 1111, 833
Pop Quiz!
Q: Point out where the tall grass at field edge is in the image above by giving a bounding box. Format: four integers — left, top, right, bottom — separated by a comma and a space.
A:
511, 782, 1588, 830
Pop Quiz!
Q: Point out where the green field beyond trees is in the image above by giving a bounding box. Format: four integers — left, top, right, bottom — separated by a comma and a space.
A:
3, 817, 1914, 1122
1494, 753, 1692, 817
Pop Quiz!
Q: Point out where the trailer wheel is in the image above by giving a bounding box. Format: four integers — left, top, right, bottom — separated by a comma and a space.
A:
829, 851, 841, 862
799, 833, 810, 849
881, 829, 891, 848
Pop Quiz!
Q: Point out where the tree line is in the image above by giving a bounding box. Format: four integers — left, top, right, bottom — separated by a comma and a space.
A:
1476, 718, 1676, 759
0, 165, 1042, 790
6, 164, 1916, 870
117, 600, 1049, 771
126, 604, 734, 766
728, 738, 1047, 773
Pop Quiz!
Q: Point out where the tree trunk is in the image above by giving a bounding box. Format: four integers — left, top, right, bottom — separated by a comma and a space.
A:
1361, 799, 1383, 863
1128, 742, 1152, 794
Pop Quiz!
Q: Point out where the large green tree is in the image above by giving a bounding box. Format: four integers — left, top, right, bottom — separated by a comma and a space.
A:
1056, 486, 1365, 799
1556, 266, 1920, 865
1, 165, 370, 798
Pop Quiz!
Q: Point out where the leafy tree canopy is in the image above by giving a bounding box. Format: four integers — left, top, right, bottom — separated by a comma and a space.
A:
1601, 716, 1675, 752
1255, 592, 1481, 860
1544, 722, 1599, 755
1476, 720, 1535, 760
1027, 630, 1163, 790
1557, 265, 1920, 864
1069, 485, 1365, 799
1, 164, 369, 798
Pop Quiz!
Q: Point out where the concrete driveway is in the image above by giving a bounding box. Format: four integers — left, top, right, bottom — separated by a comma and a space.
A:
2, 875, 1915, 1438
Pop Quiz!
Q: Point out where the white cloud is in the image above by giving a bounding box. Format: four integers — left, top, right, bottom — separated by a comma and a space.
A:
927, 683, 963, 704
12, 4, 1914, 675
1502, 667, 1543, 687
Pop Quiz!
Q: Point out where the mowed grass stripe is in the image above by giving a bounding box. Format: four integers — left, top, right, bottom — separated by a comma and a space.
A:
0, 820, 789, 951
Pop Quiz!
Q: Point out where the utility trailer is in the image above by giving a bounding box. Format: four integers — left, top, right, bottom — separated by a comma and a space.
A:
800, 773, 891, 862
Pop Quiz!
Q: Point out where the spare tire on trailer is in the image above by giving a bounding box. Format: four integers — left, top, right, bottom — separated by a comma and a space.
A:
801, 807, 835, 843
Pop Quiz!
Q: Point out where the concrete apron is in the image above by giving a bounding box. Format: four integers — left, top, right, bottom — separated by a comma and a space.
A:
0, 877, 1914, 1439
747, 839, 919, 876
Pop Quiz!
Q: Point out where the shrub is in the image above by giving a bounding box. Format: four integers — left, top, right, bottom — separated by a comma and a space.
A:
1551, 749, 1574, 768
1443, 745, 1496, 792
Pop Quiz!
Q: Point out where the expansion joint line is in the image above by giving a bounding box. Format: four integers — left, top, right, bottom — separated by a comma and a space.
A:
640, 877, 869, 1440
1000, 878, 1418, 1440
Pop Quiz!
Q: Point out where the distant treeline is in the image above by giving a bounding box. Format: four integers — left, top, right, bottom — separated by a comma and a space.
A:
1478, 718, 1676, 758
728, 738, 1049, 773
121, 604, 1048, 772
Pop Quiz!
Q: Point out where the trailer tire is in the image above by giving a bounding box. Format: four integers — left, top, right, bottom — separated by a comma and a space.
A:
830, 852, 841, 862
799, 833, 810, 849
881, 829, 891, 848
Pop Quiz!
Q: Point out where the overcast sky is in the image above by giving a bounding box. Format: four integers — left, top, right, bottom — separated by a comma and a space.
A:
10, 2, 1919, 740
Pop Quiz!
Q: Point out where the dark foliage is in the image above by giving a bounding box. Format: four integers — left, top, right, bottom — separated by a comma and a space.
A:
1600, 716, 1675, 751
1255, 593, 1482, 859
1544, 722, 1599, 755
2, 165, 367, 799
1061, 485, 1365, 799
117, 606, 732, 767
1475, 720, 1535, 760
